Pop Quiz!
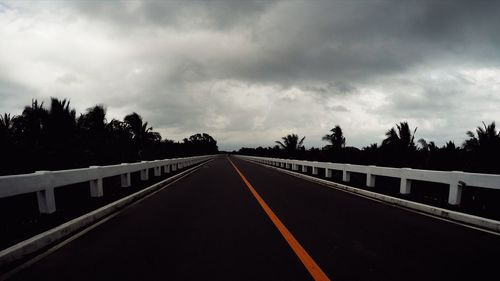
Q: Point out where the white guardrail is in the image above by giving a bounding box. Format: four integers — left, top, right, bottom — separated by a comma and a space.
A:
0, 155, 215, 214
237, 155, 500, 206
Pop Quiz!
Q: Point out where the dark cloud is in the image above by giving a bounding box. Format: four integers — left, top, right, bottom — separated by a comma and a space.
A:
2, 1, 500, 150
68, 0, 277, 31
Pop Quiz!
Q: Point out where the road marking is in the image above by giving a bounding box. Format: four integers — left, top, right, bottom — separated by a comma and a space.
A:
228, 157, 331, 281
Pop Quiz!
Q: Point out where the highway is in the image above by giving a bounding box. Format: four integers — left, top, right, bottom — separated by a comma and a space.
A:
6, 156, 500, 281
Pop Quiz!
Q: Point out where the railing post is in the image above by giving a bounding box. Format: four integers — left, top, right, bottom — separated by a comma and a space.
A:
141, 169, 149, 181
34, 171, 56, 214
164, 165, 171, 173
325, 169, 332, 178
90, 178, 103, 197
37, 187, 56, 214
302, 165, 308, 173
172, 164, 178, 171
286, 163, 291, 169
342, 165, 351, 182
89, 166, 104, 198
400, 179, 412, 194
400, 168, 412, 194
119, 163, 131, 187
121, 172, 131, 187
312, 166, 319, 175
292, 164, 299, 171
154, 166, 161, 177
367, 166, 376, 187
448, 172, 464, 205
366, 174, 376, 187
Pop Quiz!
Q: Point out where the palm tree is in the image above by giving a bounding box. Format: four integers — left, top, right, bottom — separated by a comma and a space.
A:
46, 98, 77, 139
78, 105, 107, 134
463, 121, 500, 152
444, 141, 458, 151
106, 119, 132, 139
77, 105, 109, 164
44, 98, 78, 168
0, 113, 13, 132
19, 100, 48, 142
123, 112, 160, 143
124, 112, 162, 159
15, 100, 49, 169
0, 113, 15, 143
418, 138, 438, 167
105, 119, 134, 162
322, 125, 346, 150
382, 122, 417, 149
275, 134, 305, 152
418, 138, 437, 152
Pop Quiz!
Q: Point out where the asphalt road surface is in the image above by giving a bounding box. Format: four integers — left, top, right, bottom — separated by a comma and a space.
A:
7, 156, 500, 281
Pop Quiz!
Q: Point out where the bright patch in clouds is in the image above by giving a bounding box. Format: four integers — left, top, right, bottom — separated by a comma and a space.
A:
1, 1, 500, 150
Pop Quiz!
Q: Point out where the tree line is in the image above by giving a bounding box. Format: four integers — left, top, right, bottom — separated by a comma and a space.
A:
238, 122, 500, 174
0, 98, 218, 175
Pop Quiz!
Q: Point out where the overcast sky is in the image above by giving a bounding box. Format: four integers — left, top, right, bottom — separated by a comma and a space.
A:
1, 1, 500, 151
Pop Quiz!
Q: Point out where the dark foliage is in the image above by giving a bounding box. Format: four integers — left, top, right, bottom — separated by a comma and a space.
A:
0, 98, 218, 175
239, 122, 500, 174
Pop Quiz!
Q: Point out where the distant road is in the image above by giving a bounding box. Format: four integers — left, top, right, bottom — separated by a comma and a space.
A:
8, 156, 500, 281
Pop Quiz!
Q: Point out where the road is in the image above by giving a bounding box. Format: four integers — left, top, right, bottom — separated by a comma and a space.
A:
7, 156, 500, 281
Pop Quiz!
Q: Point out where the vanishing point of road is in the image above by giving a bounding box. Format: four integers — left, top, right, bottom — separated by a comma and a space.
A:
7, 156, 500, 281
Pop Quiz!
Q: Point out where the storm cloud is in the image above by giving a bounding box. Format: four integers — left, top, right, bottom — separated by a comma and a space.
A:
1, 0, 500, 150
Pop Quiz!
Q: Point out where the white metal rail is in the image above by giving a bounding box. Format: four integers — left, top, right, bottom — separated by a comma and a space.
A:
0, 155, 215, 214
237, 155, 500, 205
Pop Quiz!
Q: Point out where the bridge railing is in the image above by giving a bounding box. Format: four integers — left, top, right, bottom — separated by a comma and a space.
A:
0, 155, 215, 214
236, 155, 500, 205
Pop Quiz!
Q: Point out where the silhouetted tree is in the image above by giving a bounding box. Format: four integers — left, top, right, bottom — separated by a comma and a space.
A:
234, 120, 499, 173
78, 105, 108, 164
275, 134, 305, 157
0, 113, 18, 174
11, 100, 49, 170
444, 141, 457, 151
382, 122, 417, 149
17, 100, 48, 146
418, 138, 438, 167
0, 98, 219, 175
381, 122, 418, 167
105, 119, 135, 163
463, 122, 500, 152
0, 113, 14, 141
463, 121, 500, 172
183, 133, 218, 155
78, 105, 106, 135
322, 125, 346, 150
361, 143, 379, 165
124, 112, 162, 160
44, 98, 78, 169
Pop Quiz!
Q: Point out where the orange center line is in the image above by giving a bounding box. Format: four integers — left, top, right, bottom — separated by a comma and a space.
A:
227, 157, 331, 281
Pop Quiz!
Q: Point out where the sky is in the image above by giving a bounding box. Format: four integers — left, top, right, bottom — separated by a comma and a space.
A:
1, 1, 500, 151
